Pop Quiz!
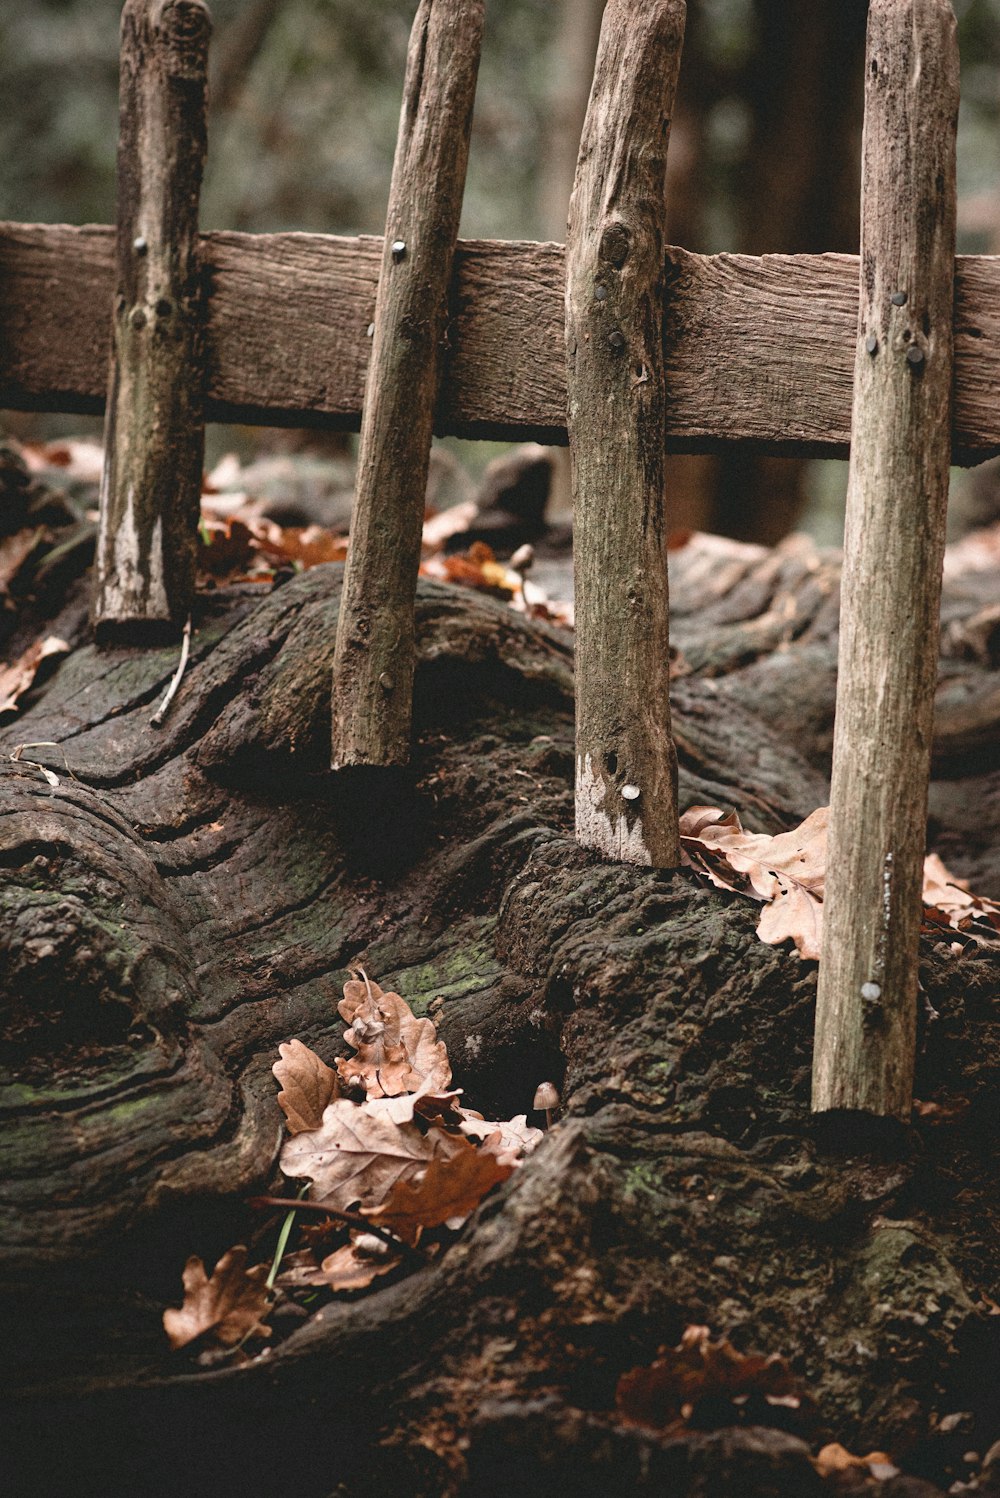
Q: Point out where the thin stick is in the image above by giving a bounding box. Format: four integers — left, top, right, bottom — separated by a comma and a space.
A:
330, 0, 485, 768
150, 614, 192, 726
246, 1196, 427, 1264
812, 0, 959, 1121
566, 0, 686, 867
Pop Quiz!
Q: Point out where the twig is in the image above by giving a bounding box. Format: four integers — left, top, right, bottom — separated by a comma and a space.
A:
247, 1195, 427, 1264
150, 615, 192, 727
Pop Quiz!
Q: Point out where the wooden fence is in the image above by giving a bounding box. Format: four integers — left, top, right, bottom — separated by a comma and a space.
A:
0, 0, 984, 1126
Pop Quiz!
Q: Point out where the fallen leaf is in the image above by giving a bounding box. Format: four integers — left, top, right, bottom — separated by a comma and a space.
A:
252, 521, 348, 568
922, 851, 1000, 940
456, 1110, 543, 1159
616, 1324, 807, 1433
282, 1234, 404, 1292
337, 971, 451, 1099
364, 1138, 514, 1244
163, 1245, 271, 1351
680, 806, 827, 959
272, 1038, 340, 1134
0, 635, 69, 715
279, 1097, 466, 1212
813, 1443, 898, 1479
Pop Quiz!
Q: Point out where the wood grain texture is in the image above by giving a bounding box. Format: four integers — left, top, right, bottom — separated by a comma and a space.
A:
812, 0, 959, 1121
566, 0, 684, 867
93, 0, 211, 632
332, 0, 484, 768
5, 224, 1000, 459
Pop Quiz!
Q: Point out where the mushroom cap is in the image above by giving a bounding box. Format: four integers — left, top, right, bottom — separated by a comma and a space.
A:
533, 1080, 560, 1111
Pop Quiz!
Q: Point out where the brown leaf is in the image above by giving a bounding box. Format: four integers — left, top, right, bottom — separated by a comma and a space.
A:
0, 635, 69, 715
813, 1444, 898, 1479
922, 851, 1000, 941
162, 1245, 271, 1351
279, 1097, 466, 1212
272, 1038, 340, 1134
252, 521, 349, 569
680, 806, 828, 959
364, 1138, 514, 1244
337, 972, 451, 1099
285, 1235, 404, 1292
616, 1324, 805, 1433
456, 1110, 543, 1160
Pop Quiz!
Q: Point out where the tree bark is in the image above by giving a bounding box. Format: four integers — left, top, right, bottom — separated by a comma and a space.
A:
4, 520, 1000, 1496
566, 0, 685, 868
813, 0, 960, 1121
93, 0, 211, 636
331, 0, 484, 768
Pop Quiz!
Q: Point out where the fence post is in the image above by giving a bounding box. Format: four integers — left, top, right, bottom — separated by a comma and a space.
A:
331, 0, 484, 769
812, 0, 959, 1121
565, 0, 685, 868
93, 0, 211, 637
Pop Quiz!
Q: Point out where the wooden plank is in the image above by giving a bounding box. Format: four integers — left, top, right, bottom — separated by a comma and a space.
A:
94, 0, 212, 633
812, 0, 960, 1122
332, 0, 484, 768
2, 221, 1000, 461
566, 0, 684, 868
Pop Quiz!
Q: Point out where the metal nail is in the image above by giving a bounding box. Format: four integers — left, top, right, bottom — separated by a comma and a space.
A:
866, 334, 878, 355
608, 330, 626, 351
133, 236, 148, 255
890, 291, 908, 306
906, 344, 925, 366
391, 240, 407, 263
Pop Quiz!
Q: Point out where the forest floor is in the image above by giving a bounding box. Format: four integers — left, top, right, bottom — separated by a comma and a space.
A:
3, 438, 1000, 1498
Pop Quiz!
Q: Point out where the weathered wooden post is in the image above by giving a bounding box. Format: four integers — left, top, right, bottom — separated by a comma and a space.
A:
565, 0, 685, 868
93, 0, 212, 636
812, 0, 959, 1121
331, 0, 484, 769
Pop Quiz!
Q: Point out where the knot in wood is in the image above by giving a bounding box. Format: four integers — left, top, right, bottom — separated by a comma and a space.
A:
154, 0, 212, 73
598, 223, 631, 269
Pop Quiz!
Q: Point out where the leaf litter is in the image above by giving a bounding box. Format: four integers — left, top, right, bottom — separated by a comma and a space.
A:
163, 969, 542, 1360
680, 805, 1000, 960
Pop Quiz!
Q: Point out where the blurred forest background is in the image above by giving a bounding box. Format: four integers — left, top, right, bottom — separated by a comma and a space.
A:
1, 0, 999, 545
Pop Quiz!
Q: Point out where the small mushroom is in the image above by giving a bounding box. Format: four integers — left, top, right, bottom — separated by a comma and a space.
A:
510, 543, 535, 608
533, 1080, 560, 1129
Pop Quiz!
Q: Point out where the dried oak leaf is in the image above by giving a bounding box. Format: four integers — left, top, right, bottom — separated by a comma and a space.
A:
272, 1038, 340, 1134
680, 806, 828, 960
364, 1138, 514, 1244
616, 1324, 805, 1433
281, 1234, 404, 1292
337, 972, 451, 1099
163, 1245, 271, 1351
922, 852, 1000, 944
0, 634, 69, 716
456, 1110, 543, 1160
279, 1097, 466, 1212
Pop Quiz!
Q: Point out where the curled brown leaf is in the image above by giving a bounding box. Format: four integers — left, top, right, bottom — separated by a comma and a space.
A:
162, 1245, 271, 1351
272, 1038, 340, 1134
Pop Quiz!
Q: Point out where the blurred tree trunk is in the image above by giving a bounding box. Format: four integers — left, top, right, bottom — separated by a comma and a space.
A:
712, 0, 868, 544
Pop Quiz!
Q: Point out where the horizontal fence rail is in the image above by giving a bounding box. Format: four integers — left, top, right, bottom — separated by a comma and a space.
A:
3, 223, 1000, 462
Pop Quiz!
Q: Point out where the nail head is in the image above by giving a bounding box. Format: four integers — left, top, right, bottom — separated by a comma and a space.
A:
608, 330, 626, 351
865, 334, 878, 355
391, 240, 407, 263
906, 344, 925, 366
890, 291, 908, 306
